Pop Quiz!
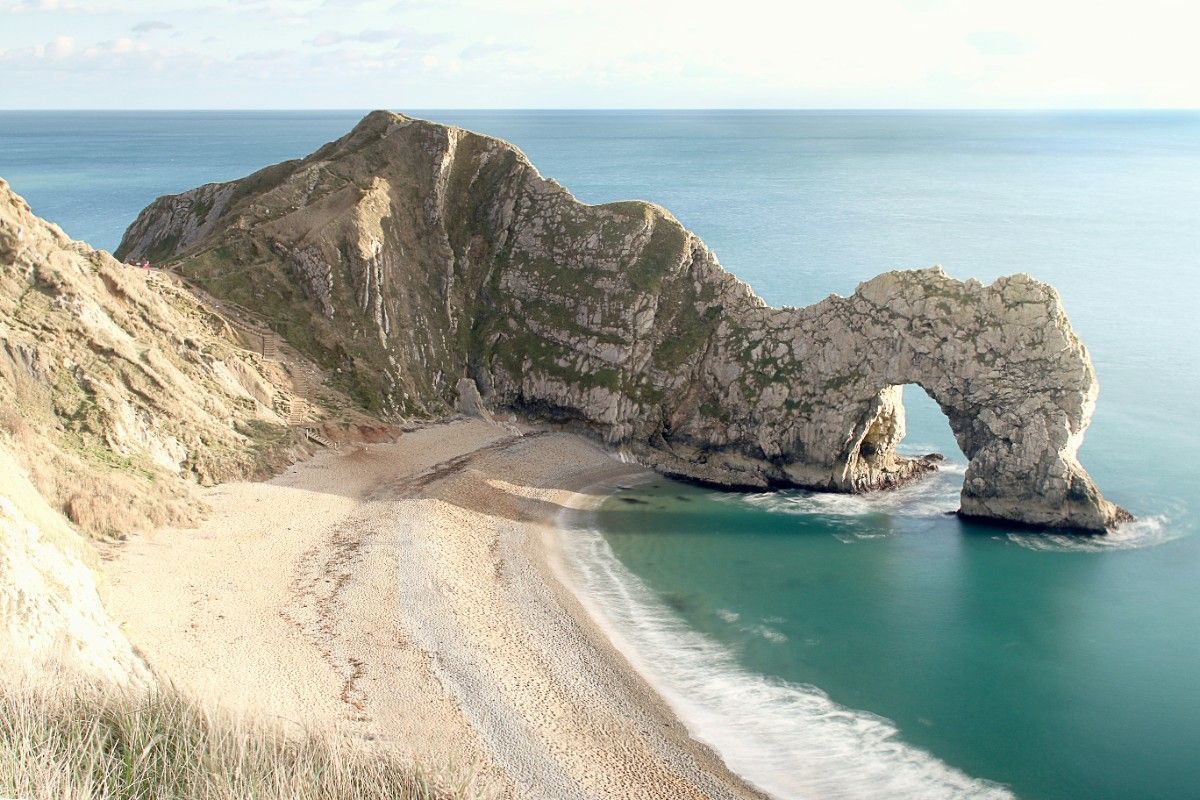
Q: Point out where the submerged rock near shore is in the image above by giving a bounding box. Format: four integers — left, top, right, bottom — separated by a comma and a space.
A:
118, 110, 1128, 532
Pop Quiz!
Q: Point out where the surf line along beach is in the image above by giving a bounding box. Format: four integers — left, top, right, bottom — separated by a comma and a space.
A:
104, 417, 768, 800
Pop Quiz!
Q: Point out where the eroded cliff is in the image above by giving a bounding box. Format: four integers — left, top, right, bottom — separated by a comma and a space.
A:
118, 110, 1128, 531
0, 179, 376, 679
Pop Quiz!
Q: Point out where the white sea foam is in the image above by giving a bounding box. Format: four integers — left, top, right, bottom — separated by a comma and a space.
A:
728, 462, 1181, 552
747, 624, 788, 643
1006, 513, 1183, 552
558, 515, 1016, 800
564, 460, 1181, 797
737, 462, 966, 524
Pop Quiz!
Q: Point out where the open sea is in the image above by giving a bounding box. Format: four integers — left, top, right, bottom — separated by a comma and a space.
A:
2, 110, 1197, 800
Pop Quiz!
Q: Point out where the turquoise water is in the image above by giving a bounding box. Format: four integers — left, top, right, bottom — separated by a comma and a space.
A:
2, 111, 1198, 799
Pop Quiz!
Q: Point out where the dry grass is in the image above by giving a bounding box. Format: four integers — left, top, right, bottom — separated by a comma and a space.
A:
0, 404, 36, 452
0, 681, 462, 800
0, 404, 202, 540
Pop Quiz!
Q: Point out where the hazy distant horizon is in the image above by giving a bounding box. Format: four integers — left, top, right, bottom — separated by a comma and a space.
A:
4, 106, 1199, 112
3, 0, 1199, 110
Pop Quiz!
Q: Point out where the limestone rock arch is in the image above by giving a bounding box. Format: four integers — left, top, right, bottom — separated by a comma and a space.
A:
114, 111, 1128, 532
689, 268, 1131, 531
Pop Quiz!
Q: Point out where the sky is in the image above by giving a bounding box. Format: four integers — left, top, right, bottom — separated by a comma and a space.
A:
1, 0, 1198, 109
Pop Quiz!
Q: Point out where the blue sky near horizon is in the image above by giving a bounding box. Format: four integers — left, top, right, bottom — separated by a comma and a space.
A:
1, 0, 1198, 110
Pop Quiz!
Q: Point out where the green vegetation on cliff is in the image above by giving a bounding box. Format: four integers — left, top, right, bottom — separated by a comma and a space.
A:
112, 110, 1126, 531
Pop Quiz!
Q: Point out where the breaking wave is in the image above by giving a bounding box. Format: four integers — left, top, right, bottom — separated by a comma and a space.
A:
557, 509, 1015, 800
731, 461, 966, 527
567, 452, 1185, 797
1006, 512, 1184, 552
721, 459, 1182, 553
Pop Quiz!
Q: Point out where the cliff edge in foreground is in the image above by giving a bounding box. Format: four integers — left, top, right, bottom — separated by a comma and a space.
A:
0, 178, 380, 679
118, 110, 1129, 532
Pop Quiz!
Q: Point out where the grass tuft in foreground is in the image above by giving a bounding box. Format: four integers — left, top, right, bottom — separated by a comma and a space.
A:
0, 681, 459, 800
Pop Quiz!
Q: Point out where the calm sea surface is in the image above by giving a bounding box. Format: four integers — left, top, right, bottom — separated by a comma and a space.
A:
2, 110, 1197, 800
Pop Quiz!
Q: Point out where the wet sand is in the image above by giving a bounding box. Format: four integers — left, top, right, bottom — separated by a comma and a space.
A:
104, 418, 766, 800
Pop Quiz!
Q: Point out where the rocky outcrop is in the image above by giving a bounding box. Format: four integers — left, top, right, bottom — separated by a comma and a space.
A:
119, 181, 237, 265
117, 111, 1128, 532
455, 376, 493, 422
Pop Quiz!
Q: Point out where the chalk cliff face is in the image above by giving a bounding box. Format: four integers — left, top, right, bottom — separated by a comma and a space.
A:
0, 178, 360, 679
0, 447, 148, 685
118, 111, 1128, 532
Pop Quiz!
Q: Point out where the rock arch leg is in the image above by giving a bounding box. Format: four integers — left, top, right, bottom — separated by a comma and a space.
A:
839, 385, 938, 491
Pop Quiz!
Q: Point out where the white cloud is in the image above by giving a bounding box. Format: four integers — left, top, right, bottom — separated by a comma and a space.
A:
235, 48, 293, 61
1, 0, 1199, 107
967, 31, 1034, 57
46, 35, 76, 58
100, 37, 145, 54
2, 0, 81, 10
2, 34, 82, 61
0, 0, 124, 12
131, 20, 173, 34
308, 25, 448, 48
459, 40, 527, 61
0, 32, 190, 69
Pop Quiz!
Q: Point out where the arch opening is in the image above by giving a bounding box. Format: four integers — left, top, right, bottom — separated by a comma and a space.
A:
845, 383, 966, 494
890, 383, 965, 465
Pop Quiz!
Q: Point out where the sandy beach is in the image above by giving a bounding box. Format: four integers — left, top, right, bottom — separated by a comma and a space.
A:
103, 418, 765, 800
